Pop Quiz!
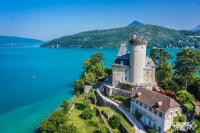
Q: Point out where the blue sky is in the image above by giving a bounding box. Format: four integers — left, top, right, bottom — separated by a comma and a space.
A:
0, 0, 200, 40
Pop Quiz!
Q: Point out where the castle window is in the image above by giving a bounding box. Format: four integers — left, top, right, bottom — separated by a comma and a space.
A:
136, 100, 138, 104
125, 69, 127, 73
154, 109, 157, 114
120, 60, 123, 65
149, 107, 152, 112
159, 112, 162, 117
139, 102, 142, 106
153, 124, 156, 129
175, 111, 179, 115
125, 77, 127, 81
170, 111, 173, 116
144, 104, 147, 109
149, 120, 151, 126
159, 127, 161, 132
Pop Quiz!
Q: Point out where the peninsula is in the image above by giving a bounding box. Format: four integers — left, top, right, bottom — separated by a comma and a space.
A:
40, 35, 200, 133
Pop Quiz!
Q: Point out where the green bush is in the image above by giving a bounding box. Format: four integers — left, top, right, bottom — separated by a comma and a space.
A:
61, 100, 72, 114
80, 107, 95, 120
74, 79, 85, 93
58, 122, 77, 133
113, 95, 129, 102
93, 129, 102, 133
134, 109, 142, 120
193, 115, 200, 132
40, 111, 74, 133
174, 115, 187, 122
120, 83, 132, 91
148, 128, 159, 133
108, 115, 121, 129
176, 90, 194, 103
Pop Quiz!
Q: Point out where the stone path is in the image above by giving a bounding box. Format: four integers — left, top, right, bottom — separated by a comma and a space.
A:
97, 87, 146, 133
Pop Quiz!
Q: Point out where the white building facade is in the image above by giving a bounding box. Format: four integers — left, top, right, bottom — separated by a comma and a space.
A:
130, 88, 181, 133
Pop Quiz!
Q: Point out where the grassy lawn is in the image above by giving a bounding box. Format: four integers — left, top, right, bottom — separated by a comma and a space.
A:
69, 107, 107, 133
69, 94, 108, 133
97, 106, 135, 133
67, 92, 135, 133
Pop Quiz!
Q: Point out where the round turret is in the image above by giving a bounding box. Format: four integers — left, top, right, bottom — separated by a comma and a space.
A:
129, 35, 147, 85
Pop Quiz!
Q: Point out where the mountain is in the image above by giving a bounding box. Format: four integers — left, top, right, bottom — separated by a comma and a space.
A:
128, 20, 144, 27
41, 24, 200, 48
192, 25, 200, 31
0, 36, 44, 46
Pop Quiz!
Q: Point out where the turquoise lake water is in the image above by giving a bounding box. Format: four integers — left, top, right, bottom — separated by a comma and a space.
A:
0, 46, 178, 133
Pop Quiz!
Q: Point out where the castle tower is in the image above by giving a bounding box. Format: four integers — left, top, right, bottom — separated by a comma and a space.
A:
129, 35, 147, 85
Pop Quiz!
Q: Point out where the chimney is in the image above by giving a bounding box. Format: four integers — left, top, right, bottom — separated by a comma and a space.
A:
157, 101, 162, 106
135, 92, 142, 97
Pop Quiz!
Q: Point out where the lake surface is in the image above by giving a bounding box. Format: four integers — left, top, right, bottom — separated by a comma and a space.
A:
0, 46, 178, 133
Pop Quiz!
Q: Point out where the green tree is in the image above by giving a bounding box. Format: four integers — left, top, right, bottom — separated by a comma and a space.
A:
58, 122, 77, 133
83, 72, 96, 85
176, 90, 194, 103
174, 115, 187, 122
40, 120, 56, 133
108, 115, 121, 129
163, 80, 180, 92
174, 49, 200, 89
188, 77, 200, 100
83, 52, 103, 71
40, 111, 69, 133
61, 101, 72, 114
89, 63, 107, 80
150, 48, 172, 66
74, 79, 85, 93
156, 62, 173, 87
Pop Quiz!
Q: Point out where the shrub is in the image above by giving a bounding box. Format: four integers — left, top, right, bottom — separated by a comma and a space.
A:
93, 130, 102, 133
134, 109, 142, 120
40, 111, 70, 133
176, 90, 194, 103
113, 95, 129, 102
61, 101, 72, 114
89, 119, 99, 127
148, 128, 159, 133
174, 115, 187, 122
120, 83, 132, 91
58, 122, 77, 133
74, 79, 85, 93
108, 115, 121, 129
80, 107, 95, 120
193, 116, 200, 132
75, 103, 87, 110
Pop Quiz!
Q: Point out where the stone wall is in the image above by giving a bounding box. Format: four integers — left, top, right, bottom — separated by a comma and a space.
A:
112, 65, 129, 87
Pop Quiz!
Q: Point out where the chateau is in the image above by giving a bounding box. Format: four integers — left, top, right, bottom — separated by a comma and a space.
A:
103, 35, 181, 133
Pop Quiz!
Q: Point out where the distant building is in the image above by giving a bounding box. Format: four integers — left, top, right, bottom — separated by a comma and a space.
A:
103, 35, 181, 133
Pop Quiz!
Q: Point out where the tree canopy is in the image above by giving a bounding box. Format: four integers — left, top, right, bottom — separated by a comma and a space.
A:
174, 49, 200, 89
74, 52, 108, 94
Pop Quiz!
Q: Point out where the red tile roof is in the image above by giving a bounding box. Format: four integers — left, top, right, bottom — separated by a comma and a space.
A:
132, 88, 180, 113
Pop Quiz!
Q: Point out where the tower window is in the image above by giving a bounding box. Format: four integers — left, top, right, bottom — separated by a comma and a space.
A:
149, 120, 151, 126
120, 60, 123, 65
